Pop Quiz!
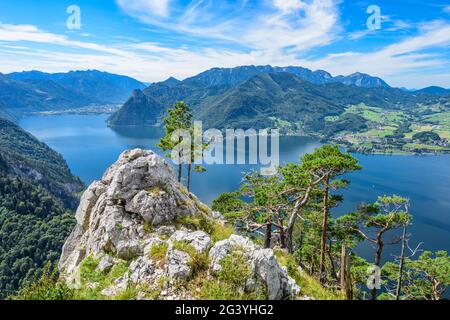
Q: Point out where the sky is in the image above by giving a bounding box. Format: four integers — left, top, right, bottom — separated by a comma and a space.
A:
0, 0, 449, 88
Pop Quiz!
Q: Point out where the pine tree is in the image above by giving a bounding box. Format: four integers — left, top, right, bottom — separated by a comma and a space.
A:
158, 102, 193, 184
337, 195, 411, 300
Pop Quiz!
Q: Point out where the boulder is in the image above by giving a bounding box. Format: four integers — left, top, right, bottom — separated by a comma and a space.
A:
97, 255, 114, 273
166, 248, 191, 281
209, 235, 255, 272
129, 257, 155, 284
169, 230, 212, 253
208, 235, 300, 300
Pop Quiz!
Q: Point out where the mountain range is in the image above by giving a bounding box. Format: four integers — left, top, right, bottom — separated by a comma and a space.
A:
0, 70, 145, 118
107, 65, 445, 132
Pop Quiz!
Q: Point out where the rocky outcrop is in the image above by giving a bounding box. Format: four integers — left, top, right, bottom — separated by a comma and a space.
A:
209, 235, 300, 300
59, 149, 301, 300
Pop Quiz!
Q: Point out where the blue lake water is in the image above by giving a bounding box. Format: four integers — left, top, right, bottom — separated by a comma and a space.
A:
20, 114, 450, 262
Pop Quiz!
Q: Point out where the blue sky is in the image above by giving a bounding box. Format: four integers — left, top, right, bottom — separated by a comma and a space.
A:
0, 0, 449, 88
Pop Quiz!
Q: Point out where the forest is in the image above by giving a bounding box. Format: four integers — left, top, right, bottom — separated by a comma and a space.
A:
0, 175, 75, 298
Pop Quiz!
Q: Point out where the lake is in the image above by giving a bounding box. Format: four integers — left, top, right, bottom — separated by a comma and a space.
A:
20, 114, 450, 261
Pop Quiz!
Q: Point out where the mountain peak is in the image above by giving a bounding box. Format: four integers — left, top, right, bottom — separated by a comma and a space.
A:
335, 72, 390, 88
160, 77, 181, 87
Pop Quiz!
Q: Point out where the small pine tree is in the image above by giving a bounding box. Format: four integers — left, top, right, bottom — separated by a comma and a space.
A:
158, 102, 193, 184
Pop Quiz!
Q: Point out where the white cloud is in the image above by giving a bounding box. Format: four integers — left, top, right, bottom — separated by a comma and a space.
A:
0, 3, 450, 89
273, 0, 305, 13
117, 0, 170, 17
116, 0, 341, 54
297, 21, 450, 87
0, 23, 131, 57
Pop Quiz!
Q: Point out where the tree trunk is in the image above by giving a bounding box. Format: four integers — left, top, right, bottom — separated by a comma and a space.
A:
340, 245, 352, 300
371, 237, 383, 300
178, 137, 183, 184
319, 174, 330, 284
279, 226, 286, 248
187, 163, 192, 192
327, 239, 338, 281
276, 209, 286, 249
264, 222, 272, 249
310, 249, 316, 275
285, 184, 315, 253
396, 223, 408, 300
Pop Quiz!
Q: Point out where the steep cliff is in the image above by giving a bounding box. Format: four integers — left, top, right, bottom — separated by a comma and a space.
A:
59, 149, 301, 300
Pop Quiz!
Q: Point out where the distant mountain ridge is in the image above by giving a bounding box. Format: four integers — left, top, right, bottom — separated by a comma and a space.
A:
414, 86, 450, 96
180, 65, 391, 89
0, 70, 145, 117
108, 65, 439, 131
8, 70, 146, 103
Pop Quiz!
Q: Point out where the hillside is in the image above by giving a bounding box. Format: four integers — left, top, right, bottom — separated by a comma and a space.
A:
108, 69, 437, 130
0, 118, 85, 298
180, 65, 391, 89
0, 178, 76, 299
415, 86, 450, 96
0, 118, 84, 209
107, 89, 163, 127
0, 101, 16, 123
0, 70, 145, 116
108, 66, 449, 154
8, 70, 146, 104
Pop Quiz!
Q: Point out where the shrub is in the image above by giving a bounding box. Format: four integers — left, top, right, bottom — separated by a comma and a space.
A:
149, 242, 169, 264
274, 249, 343, 300
79, 256, 104, 284
176, 215, 234, 243
199, 251, 265, 300
12, 264, 75, 300
172, 241, 209, 276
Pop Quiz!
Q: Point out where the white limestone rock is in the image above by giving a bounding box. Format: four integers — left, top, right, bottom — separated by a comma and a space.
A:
169, 230, 212, 253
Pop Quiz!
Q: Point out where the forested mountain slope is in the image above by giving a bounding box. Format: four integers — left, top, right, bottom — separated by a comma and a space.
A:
8, 70, 146, 104
108, 70, 438, 130
0, 118, 84, 298
0, 70, 145, 116
0, 118, 84, 209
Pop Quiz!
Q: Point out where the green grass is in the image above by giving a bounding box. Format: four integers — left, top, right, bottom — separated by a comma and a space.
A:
149, 243, 169, 265
345, 104, 409, 125
172, 241, 209, 276
274, 250, 344, 300
12, 265, 75, 300
114, 286, 138, 300
355, 126, 397, 138
403, 143, 449, 152
198, 251, 266, 300
423, 112, 450, 126
176, 215, 234, 243
144, 223, 153, 234
79, 257, 103, 284
75, 256, 130, 300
